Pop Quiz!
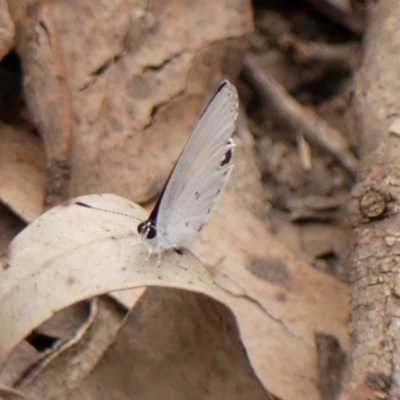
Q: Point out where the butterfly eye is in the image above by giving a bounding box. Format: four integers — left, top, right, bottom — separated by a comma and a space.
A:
138, 221, 157, 239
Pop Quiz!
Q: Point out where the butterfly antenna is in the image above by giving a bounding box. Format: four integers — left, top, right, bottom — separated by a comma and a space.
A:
77, 201, 186, 272
75, 201, 143, 222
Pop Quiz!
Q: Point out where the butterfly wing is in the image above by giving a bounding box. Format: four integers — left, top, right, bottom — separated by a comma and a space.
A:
155, 80, 238, 248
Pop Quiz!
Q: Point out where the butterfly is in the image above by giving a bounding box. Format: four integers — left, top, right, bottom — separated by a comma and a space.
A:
78, 80, 238, 268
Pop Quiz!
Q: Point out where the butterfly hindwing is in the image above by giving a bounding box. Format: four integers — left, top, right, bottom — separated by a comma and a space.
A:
164, 139, 234, 248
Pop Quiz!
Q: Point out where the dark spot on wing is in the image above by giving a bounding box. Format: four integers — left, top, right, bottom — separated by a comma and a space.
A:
195, 191, 200, 200
198, 225, 203, 232
207, 208, 211, 214
185, 221, 189, 227
174, 248, 183, 255
220, 148, 233, 166
216, 189, 221, 195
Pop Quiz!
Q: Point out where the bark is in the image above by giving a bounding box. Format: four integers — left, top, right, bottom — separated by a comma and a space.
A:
344, 1, 400, 399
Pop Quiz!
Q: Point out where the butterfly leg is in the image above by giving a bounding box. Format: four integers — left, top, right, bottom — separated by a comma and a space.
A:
113, 227, 141, 270
156, 245, 163, 279
138, 244, 153, 272
123, 239, 143, 270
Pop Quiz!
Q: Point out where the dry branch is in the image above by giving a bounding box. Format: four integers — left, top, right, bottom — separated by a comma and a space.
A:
344, 1, 400, 398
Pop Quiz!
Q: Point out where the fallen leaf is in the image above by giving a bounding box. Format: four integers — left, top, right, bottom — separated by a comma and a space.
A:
194, 194, 350, 400
0, 193, 272, 399
0, 0, 14, 60
18, 290, 271, 400
7, 0, 253, 205
0, 123, 46, 222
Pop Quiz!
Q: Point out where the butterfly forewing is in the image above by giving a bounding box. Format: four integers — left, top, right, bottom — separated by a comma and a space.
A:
154, 81, 238, 246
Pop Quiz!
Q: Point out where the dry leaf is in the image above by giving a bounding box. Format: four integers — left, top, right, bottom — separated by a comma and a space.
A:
0, 203, 25, 257
0, 123, 46, 222
0, 194, 230, 367
0, 341, 39, 388
17, 290, 270, 400
7, 0, 253, 206
193, 194, 350, 400
0, 0, 14, 60
0, 193, 272, 399
15, 296, 129, 399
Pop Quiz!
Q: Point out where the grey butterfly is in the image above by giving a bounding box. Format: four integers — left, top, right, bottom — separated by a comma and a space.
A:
78, 80, 238, 265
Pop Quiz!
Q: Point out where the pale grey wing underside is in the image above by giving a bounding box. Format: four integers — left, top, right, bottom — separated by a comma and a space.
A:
164, 139, 234, 248
156, 81, 238, 247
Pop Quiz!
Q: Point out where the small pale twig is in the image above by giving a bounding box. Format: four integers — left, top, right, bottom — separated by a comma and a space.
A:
288, 38, 359, 72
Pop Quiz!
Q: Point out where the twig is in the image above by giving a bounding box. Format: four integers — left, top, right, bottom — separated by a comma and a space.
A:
305, 0, 365, 34
288, 39, 359, 73
242, 55, 358, 175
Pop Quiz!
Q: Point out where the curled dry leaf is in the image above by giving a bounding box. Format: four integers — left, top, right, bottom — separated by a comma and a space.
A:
15, 296, 131, 399
16, 290, 271, 400
6, 137, 348, 400
0, 194, 227, 369
0, 340, 39, 388
0, 170, 351, 400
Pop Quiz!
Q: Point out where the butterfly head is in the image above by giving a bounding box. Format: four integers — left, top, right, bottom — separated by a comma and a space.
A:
137, 218, 183, 256
137, 220, 157, 240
